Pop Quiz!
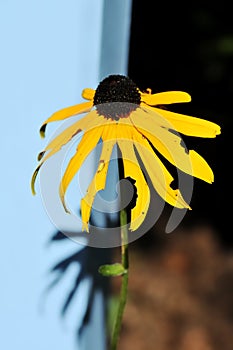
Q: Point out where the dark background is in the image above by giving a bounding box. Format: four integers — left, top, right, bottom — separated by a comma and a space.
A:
115, 3, 233, 349
128, 0, 232, 249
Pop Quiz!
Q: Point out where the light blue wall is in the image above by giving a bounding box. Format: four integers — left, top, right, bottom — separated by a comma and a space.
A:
0, 0, 132, 349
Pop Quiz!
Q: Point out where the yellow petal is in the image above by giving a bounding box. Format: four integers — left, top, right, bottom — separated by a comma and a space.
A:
141, 103, 221, 138
131, 112, 214, 183
82, 88, 95, 101
38, 111, 104, 165
191, 150, 214, 181
133, 130, 191, 210
31, 164, 42, 195
40, 101, 93, 138
59, 125, 104, 211
140, 91, 191, 105
81, 129, 115, 231
117, 128, 150, 231
32, 111, 108, 200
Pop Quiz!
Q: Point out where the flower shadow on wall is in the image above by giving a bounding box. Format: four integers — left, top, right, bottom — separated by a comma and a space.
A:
43, 223, 113, 342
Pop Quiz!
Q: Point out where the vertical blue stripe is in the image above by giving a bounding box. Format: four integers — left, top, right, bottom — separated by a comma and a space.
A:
81, 1, 133, 349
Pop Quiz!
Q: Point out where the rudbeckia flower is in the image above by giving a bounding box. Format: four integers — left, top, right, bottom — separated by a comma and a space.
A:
31, 75, 221, 232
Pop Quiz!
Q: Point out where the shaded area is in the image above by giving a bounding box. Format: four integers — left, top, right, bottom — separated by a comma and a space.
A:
114, 224, 233, 350
44, 230, 113, 341
128, 0, 232, 248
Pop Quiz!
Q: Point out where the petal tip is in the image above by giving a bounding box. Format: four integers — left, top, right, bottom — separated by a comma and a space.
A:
37, 151, 45, 161
60, 196, 70, 214
31, 185, 36, 196
82, 223, 89, 233
216, 126, 221, 136
82, 88, 95, 101
31, 165, 41, 195
59, 186, 72, 214
184, 92, 192, 102
40, 124, 46, 138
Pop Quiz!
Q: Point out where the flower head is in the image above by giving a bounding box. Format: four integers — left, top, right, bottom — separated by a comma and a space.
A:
31, 75, 221, 232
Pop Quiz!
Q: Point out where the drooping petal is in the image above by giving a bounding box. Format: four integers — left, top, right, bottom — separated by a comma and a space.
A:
130, 111, 214, 183
40, 101, 93, 138
82, 88, 95, 101
132, 129, 191, 210
38, 111, 104, 164
117, 127, 150, 231
31, 164, 42, 195
141, 103, 221, 138
59, 125, 104, 211
31, 112, 106, 195
81, 126, 115, 232
140, 91, 191, 105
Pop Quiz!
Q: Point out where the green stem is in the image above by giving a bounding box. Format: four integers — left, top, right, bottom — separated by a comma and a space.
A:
110, 208, 129, 350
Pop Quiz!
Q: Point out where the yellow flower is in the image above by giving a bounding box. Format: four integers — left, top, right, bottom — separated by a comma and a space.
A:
31, 75, 221, 232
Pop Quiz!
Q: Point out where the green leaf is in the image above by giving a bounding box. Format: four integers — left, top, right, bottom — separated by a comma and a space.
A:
98, 263, 126, 277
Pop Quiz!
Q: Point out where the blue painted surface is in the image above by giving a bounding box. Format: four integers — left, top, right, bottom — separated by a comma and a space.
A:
0, 0, 132, 349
